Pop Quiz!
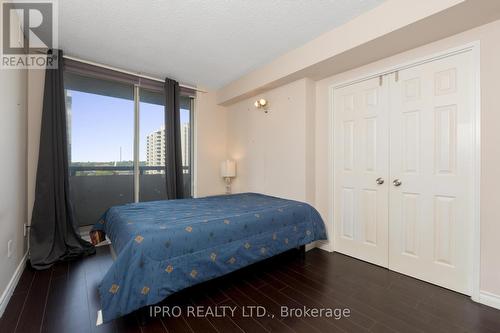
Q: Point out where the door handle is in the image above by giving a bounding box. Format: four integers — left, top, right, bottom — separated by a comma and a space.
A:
376, 177, 384, 185
393, 179, 402, 187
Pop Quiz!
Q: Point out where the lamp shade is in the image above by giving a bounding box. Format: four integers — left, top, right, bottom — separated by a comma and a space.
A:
220, 160, 236, 178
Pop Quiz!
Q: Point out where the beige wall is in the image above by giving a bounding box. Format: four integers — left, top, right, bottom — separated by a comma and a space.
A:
313, 19, 500, 297
0, 65, 28, 311
225, 78, 315, 203
223, 18, 500, 300
193, 90, 228, 197
27, 69, 45, 224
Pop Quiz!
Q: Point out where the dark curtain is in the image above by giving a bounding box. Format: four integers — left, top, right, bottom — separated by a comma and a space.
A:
29, 50, 95, 270
164, 78, 184, 199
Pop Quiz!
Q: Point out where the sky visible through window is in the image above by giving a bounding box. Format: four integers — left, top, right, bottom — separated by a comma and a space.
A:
68, 90, 189, 163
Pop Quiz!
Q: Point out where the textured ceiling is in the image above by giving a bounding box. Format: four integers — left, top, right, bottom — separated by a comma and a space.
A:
59, 0, 384, 88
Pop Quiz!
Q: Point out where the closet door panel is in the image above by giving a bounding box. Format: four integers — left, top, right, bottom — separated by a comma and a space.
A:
388, 51, 474, 294
333, 77, 389, 267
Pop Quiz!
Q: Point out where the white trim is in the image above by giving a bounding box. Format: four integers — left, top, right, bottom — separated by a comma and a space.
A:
479, 291, 500, 310
470, 42, 482, 303
315, 240, 333, 253
189, 97, 196, 197
133, 85, 140, 203
192, 95, 199, 198
0, 252, 28, 318
326, 80, 335, 253
328, 41, 481, 299
331, 42, 479, 90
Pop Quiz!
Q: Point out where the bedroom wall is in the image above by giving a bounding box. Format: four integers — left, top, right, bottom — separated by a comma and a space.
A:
222, 17, 500, 305
194, 90, 228, 197
225, 78, 315, 204
313, 19, 500, 300
0, 56, 28, 313
27, 69, 45, 226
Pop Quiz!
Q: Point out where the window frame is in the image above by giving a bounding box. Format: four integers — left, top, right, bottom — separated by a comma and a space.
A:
64, 67, 195, 205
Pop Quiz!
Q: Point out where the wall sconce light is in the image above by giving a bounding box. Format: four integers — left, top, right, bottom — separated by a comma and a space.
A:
254, 98, 269, 113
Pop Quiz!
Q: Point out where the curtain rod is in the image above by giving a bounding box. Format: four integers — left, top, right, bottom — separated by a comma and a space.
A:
62, 55, 207, 93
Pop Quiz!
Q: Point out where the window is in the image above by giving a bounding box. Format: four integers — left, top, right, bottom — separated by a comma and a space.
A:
139, 88, 166, 202
179, 98, 193, 197
65, 71, 194, 226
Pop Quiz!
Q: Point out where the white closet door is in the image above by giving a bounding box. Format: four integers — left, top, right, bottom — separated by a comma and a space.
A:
388, 51, 474, 294
333, 77, 390, 267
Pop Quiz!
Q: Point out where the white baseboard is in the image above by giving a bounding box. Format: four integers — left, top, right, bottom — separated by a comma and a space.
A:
315, 240, 333, 252
307, 241, 330, 252
478, 290, 500, 310
0, 252, 28, 318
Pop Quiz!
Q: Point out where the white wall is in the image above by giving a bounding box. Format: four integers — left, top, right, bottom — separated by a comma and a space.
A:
225, 78, 315, 203
27, 69, 45, 224
193, 90, 228, 197
0, 63, 28, 312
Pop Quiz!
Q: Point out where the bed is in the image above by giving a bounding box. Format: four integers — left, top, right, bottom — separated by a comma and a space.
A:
90, 193, 327, 322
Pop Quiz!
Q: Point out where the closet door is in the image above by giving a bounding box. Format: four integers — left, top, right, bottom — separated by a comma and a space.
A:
388, 51, 474, 294
333, 77, 390, 267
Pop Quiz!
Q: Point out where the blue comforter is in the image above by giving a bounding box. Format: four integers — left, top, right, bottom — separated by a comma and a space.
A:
92, 193, 327, 322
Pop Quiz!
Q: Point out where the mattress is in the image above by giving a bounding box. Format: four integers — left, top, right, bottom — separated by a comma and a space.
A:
91, 193, 327, 322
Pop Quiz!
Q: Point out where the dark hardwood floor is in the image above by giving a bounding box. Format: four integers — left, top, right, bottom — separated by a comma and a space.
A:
2, 246, 500, 333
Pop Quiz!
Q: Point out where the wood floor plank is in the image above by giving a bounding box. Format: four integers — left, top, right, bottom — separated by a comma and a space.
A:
113, 315, 146, 333
279, 267, 402, 332
42, 274, 92, 333
12, 264, 35, 295
238, 278, 315, 333
350, 286, 464, 333
417, 289, 500, 331
162, 313, 194, 333
3, 247, 500, 333
244, 272, 269, 289
273, 285, 348, 332
180, 307, 218, 333
0, 292, 27, 333
270, 269, 375, 331
16, 268, 52, 333
51, 261, 69, 279
415, 299, 498, 333
204, 284, 230, 305
138, 317, 168, 333
286, 263, 441, 332
257, 283, 324, 333
223, 282, 294, 332
217, 299, 271, 333
290, 256, 478, 333
190, 288, 244, 333
154, 295, 194, 333
157, 290, 215, 333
